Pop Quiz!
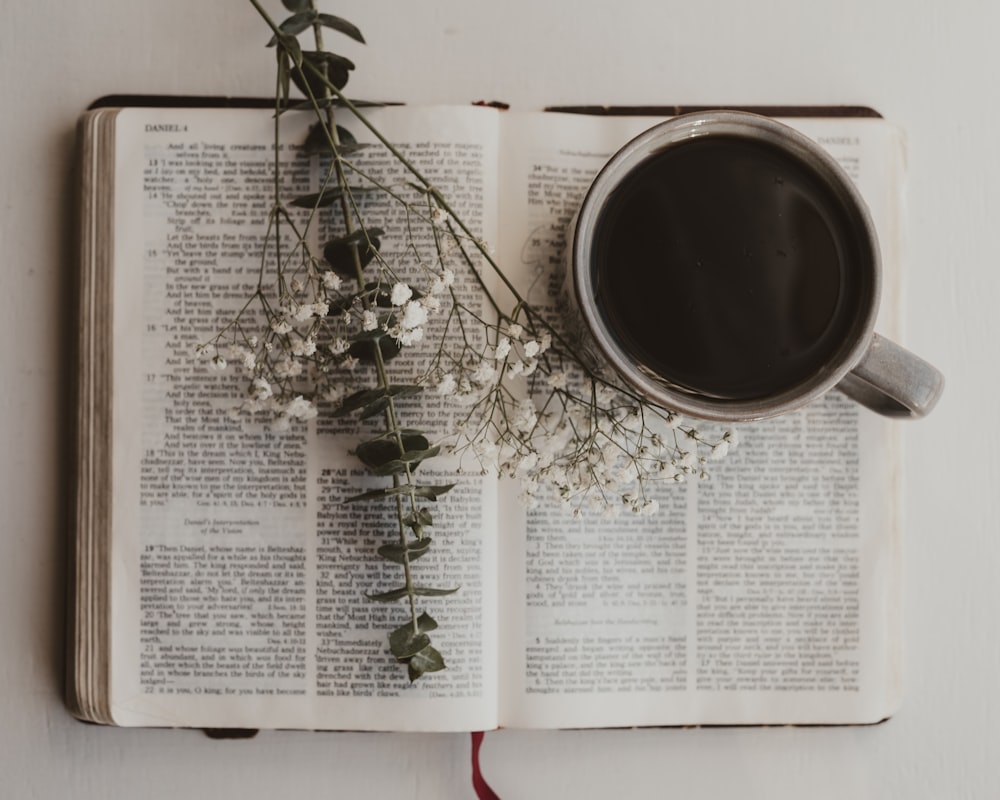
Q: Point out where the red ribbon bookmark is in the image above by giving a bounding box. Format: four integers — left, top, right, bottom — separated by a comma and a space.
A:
470, 731, 501, 799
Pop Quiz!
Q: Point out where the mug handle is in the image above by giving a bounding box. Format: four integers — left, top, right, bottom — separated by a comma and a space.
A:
836, 333, 944, 418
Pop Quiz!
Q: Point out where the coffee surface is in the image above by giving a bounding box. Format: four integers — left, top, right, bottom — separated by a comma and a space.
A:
592, 135, 864, 400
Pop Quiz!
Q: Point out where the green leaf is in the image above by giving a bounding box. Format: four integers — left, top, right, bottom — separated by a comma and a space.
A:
368, 446, 441, 477
348, 336, 401, 364
291, 50, 355, 96
366, 585, 459, 602
344, 482, 457, 504
333, 384, 421, 419
281, 0, 310, 12
388, 613, 439, 660
303, 122, 370, 156
377, 537, 433, 564
266, 11, 319, 46
333, 387, 386, 416
356, 396, 390, 420
389, 629, 430, 660
323, 228, 382, 276
402, 508, 434, 528
317, 13, 366, 44
407, 645, 446, 681
290, 185, 373, 209
356, 433, 431, 469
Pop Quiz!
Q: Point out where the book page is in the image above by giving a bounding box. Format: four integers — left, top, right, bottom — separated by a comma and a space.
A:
107, 105, 503, 731
495, 111, 903, 727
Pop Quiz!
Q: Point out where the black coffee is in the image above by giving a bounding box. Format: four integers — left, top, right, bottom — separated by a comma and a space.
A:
591, 135, 868, 400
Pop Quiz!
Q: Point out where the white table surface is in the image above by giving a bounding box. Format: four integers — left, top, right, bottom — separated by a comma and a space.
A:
2, 0, 996, 797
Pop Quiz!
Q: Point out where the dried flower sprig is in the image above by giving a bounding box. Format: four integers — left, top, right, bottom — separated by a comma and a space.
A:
201, 0, 736, 680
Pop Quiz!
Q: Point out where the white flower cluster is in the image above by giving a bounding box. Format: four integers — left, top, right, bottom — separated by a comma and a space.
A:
434, 322, 739, 516
202, 259, 457, 433
432, 320, 552, 406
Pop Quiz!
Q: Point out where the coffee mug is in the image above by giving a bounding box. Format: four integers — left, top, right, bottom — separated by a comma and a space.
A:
568, 110, 943, 422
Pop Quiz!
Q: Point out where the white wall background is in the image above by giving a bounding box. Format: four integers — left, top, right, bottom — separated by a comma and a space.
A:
1, 0, 995, 796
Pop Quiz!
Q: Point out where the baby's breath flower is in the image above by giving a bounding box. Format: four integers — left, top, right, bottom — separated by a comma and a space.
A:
322, 271, 342, 291
401, 300, 428, 330
709, 441, 730, 460
362, 309, 379, 331
494, 337, 511, 360
284, 395, 318, 421
271, 319, 292, 335
209, 355, 227, 371
390, 282, 413, 306
251, 377, 272, 400
436, 374, 457, 395
546, 370, 567, 389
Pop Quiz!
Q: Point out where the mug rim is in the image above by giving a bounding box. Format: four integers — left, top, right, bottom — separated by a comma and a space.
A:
571, 110, 882, 422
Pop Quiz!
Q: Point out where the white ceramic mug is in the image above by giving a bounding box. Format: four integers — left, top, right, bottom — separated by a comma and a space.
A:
568, 110, 943, 422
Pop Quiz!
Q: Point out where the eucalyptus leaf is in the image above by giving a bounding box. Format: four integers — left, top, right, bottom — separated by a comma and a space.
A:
281, 0, 310, 12
348, 336, 401, 364
389, 629, 430, 660
317, 13, 366, 44
377, 537, 433, 565
356, 396, 390, 421
407, 645, 446, 681
333, 387, 386, 416
266, 10, 318, 46
402, 508, 434, 528
344, 483, 457, 504
291, 50, 355, 96
323, 228, 381, 276
367, 585, 459, 602
369, 448, 439, 477
366, 586, 410, 603
303, 122, 370, 156
291, 185, 373, 209
356, 433, 431, 469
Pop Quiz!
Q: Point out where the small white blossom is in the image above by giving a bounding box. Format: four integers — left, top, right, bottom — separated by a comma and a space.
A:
523, 340, 540, 357
494, 337, 512, 360
329, 338, 349, 356
390, 282, 413, 306
507, 360, 524, 378
471, 360, 497, 385
251, 377, 273, 400
271, 319, 292, 335
401, 300, 428, 329
209, 355, 227, 371
284, 395, 318, 421
547, 371, 567, 389
709, 441, 730, 460
362, 309, 379, 331
507, 323, 523, 340
322, 271, 342, 291
436, 374, 457, 395
397, 327, 424, 346
290, 277, 304, 293
432, 207, 450, 225
512, 399, 537, 434
342, 355, 359, 371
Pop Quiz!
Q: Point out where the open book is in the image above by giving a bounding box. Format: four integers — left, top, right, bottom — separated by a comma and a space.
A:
70, 102, 904, 731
